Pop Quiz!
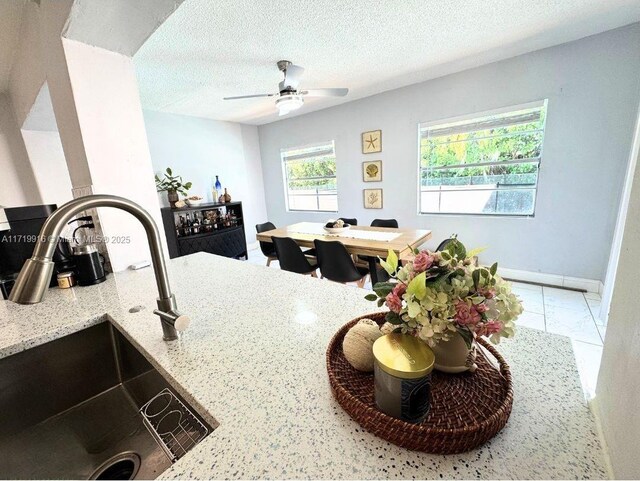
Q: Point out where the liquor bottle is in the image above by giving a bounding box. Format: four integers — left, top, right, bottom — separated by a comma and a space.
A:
192, 212, 200, 234
176, 216, 183, 237
215, 175, 222, 193
211, 177, 219, 204
184, 213, 192, 236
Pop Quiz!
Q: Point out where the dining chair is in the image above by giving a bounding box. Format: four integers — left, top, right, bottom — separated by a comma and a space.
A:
370, 218, 399, 228
272, 237, 318, 276
255, 222, 278, 266
314, 239, 369, 287
338, 217, 358, 226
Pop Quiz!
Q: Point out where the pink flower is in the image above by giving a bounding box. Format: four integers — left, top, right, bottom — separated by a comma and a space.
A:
392, 283, 407, 298
479, 288, 496, 299
476, 303, 489, 313
385, 292, 403, 313
476, 320, 503, 337
413, 251, 435, 273
455, 300, 482, 326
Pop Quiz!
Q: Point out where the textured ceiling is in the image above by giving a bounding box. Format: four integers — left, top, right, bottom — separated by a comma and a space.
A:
134, 0, 640, 125
0, 0, 27, 92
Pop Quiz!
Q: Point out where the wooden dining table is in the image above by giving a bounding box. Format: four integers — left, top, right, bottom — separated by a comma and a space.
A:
256, 222, 432, 285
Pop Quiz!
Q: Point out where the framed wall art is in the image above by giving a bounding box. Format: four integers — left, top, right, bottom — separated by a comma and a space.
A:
363, 188, 383, 209
362, 160, 382, 182
362, 130, 382, 154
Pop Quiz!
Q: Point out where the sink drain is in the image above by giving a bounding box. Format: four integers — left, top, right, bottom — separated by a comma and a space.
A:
90, 452, 141, 480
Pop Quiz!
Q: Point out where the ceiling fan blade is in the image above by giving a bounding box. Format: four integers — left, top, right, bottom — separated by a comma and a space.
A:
301, 88, 349, 97
223, 93, 276, 100
282, 64, 305, 89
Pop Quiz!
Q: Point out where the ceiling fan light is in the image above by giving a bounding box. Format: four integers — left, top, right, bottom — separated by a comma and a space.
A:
275, 94, 304, 116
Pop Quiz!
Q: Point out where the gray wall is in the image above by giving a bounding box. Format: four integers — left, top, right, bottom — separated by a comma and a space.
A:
258, 24, 640, 282
143, 110, 268, 244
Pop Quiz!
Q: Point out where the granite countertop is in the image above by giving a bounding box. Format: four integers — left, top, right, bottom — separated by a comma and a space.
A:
0, 252, 608, 479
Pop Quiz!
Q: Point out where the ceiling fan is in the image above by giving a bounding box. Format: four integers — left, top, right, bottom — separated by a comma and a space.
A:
223, 60, 349, 116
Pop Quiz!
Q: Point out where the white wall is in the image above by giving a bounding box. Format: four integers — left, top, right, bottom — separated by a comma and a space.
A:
20, 129, 73, 207
595, 104, 640, 479
143, 110, 267, 245
61, 38, 166, 271
0, 93, 41, 207
258, 24, 640, 282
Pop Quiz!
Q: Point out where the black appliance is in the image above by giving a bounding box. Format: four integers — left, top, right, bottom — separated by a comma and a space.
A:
72, 244, 106, 286
0, 204, 74, 300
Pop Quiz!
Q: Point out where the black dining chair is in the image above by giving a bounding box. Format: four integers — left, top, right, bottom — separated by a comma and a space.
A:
256, 222, 278, 266
370, 218, 399, 228
272, 237, 318, 276
314, 239, 369, 287
338, 217, 358, 226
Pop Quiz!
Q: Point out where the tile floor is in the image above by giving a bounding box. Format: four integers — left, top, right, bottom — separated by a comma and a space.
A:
246, 247, 605, 399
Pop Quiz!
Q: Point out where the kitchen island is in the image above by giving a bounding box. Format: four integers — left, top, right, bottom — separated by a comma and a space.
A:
0, 252, 608, 479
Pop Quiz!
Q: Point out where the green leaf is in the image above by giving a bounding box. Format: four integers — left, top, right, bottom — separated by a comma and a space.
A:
386, 249, 398, 273
377, 298, 385, 307
406, 272, 427, 300
166, 167, 173, 176
407, 299, 422, 317
466, 246, 487, 259
440, 250, 451, 260
385, 311, 403, 325
183, 182, 192, 190
364, 293, 378, 301
490, 262, 498, 276
472, 269, 480, 288
373, 281, 395, 298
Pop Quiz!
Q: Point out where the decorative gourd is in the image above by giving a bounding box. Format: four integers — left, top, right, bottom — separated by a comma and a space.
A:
342, 319, 382, 372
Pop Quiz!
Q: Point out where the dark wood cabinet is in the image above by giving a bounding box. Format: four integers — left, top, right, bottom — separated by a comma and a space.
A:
160, 202, 247, 259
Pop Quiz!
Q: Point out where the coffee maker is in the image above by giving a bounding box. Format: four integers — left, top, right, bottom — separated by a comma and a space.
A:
68, 217, 106, 286
0, 205, 75, 299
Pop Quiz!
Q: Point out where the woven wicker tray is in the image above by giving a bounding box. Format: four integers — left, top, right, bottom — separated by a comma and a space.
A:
326, 312, 513, 454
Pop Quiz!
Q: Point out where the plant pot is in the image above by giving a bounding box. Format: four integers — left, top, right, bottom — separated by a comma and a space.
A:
431, 331, 477, 373
167, 190, 179, 208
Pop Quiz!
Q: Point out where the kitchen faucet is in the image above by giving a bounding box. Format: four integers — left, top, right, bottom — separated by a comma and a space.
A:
8, 194, 189, 341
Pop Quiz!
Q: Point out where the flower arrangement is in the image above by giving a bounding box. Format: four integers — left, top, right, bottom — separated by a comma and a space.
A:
365, 237, 523, 348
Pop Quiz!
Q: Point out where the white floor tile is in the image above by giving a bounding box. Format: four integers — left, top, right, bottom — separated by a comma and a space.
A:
545, 304, 602, 345
517, 311, 545, 331
513, 288, 545, 315
542, 287, 590, 310
597, 324, 606, 343
586, 298, 606, 326
571, 340, 602, 400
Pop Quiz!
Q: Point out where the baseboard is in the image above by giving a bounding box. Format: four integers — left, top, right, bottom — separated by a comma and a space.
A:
498, 267, 601, 293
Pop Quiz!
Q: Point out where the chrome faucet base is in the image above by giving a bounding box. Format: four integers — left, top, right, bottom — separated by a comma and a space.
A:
155, 294, 190, 341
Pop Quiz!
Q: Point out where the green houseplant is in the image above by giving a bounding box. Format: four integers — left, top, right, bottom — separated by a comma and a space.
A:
155, 167, 192, 208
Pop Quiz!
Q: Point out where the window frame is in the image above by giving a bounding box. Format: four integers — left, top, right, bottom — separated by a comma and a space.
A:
416, 100, 547, 218
281, 140, 338, 213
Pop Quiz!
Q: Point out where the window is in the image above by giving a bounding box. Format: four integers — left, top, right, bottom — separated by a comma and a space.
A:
281, 141, 337, 212
419, 100, 547, 216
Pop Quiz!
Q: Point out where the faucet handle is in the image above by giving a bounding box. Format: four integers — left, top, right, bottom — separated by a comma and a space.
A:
153, 309, 190, 332
173, 314, 191, 331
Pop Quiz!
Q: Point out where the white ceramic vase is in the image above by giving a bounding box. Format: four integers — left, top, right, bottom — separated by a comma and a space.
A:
431, 331, 478, 373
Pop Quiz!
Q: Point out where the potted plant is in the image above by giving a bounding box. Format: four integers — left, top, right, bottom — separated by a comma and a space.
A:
365, 237, 523, 373
155, 168, 192, 208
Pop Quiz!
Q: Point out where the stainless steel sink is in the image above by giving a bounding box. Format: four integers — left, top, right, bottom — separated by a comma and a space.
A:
0, 322, 212, 479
